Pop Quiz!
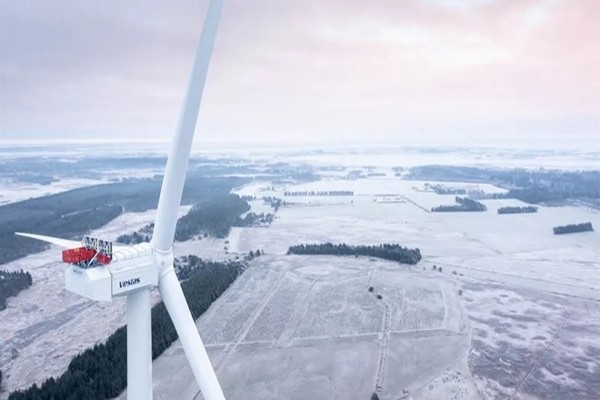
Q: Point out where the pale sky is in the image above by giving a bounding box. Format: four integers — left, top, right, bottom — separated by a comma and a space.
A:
0, 0, 599, 146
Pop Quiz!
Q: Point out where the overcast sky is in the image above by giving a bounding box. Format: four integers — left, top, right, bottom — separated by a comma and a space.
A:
0, 0, 598, 146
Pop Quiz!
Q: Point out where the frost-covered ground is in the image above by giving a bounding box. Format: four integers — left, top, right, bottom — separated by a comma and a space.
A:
119, 255, 470, 400
135, 178, 599, 400
461, 281, 600, 400
0, 168, 165, 206
0, 178, 106, 206
2, 162, 600, 399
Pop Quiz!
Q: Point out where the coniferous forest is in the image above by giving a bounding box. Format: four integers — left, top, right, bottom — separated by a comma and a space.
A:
0, 175, 246, 265
431, 196, 487, 212
287, 243, 422, 265
7, 258, 244, 400
174, 194, 251, 240
497, 206, 538, 214
0, 269, 33, 310
284, 190, 354, 197
406, 166, 600, 206
117, 196, 275, 245
553, 222, 594, 235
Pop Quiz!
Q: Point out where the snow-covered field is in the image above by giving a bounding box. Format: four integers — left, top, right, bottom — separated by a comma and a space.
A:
462, 280, 600, 399
0, 178, 105, 206
119, 255, 470, 400
2, 165, 600, 399
133, 178, 600, 400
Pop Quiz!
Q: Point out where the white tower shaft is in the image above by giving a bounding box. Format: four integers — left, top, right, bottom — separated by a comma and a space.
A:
127, 288, 153, 400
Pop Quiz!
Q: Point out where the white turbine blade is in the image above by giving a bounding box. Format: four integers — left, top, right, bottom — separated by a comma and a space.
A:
15, 232, 81, 248
159, 269, 225, 400
151, 0, 225, 252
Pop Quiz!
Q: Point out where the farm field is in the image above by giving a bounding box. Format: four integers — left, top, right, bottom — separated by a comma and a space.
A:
123, 255, 470, 400
2, 151, 599, 399
135, 177, 600, 400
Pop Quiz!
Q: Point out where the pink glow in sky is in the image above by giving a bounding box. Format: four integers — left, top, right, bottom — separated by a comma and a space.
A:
0, 0, 598, 145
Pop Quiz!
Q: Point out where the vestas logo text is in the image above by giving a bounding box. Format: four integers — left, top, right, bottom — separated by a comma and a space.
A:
119, 277, 141, 289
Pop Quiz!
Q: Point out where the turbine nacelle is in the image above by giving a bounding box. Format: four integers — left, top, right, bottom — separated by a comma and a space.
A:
16, 232, 160, 302
66, 242, 158, 302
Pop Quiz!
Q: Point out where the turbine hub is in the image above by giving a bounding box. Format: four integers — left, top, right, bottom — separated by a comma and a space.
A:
152, 246, 175, 279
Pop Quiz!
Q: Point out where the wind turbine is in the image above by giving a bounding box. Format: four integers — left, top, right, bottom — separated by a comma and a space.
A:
16, 1, 227, 399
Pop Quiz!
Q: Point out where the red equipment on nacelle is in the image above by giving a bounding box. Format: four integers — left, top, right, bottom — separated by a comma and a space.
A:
62, 236, 113, 267
97, 253, 111, 265
62, 247, 112, 266
62, 247, 96, 264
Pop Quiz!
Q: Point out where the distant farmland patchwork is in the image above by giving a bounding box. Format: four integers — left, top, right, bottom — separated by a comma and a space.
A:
1, 158, 599, 400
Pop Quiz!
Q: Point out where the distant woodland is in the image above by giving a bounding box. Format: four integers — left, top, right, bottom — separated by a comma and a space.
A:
7, 257, 244, 400
11, 174, 58, 186
498, 206, 538, 214
115, 223, 155, 245
118, 196, 276, 245
263, 196, 283, 211
430, 184, 466, 195
0, 270, 32, 311
406, 166, 600, 206
288, 243, 422, 265
0, 155, 265, 182
175, 194, 250, 240
431, 197, 487, 212
236, 212, 274, 227
284, 190, 354, 196
0, 175, 246, 265
553, 222, 594, 235
117, 194, 252, 244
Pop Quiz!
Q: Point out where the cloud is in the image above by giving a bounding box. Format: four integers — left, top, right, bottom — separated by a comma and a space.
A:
0, 0, 598, 144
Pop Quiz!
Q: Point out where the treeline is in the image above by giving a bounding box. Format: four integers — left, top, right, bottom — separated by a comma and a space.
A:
287, 243, 422, 265
430, 184, 466, 195
236, 212, 274, 227
246, 249, 263, 260
0, 269, 32, 311
0, 175, 245, 265
116, 223, 154, 245
498, 206, 538, 214
431, 197, 487, 212
1, 155, 263, 184
175, 194, 250, 240
8, 257, 243, 400
284, 190, 354, 197
263, 196, 282, 211
174, 255, 245, 282
118, 196, 276, 245
553, 222, 594, 235
406, 166, 600, 205
12, 173, 58, 186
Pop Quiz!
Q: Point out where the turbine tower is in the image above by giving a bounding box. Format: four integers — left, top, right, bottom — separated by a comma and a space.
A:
16, 1, 226, 399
